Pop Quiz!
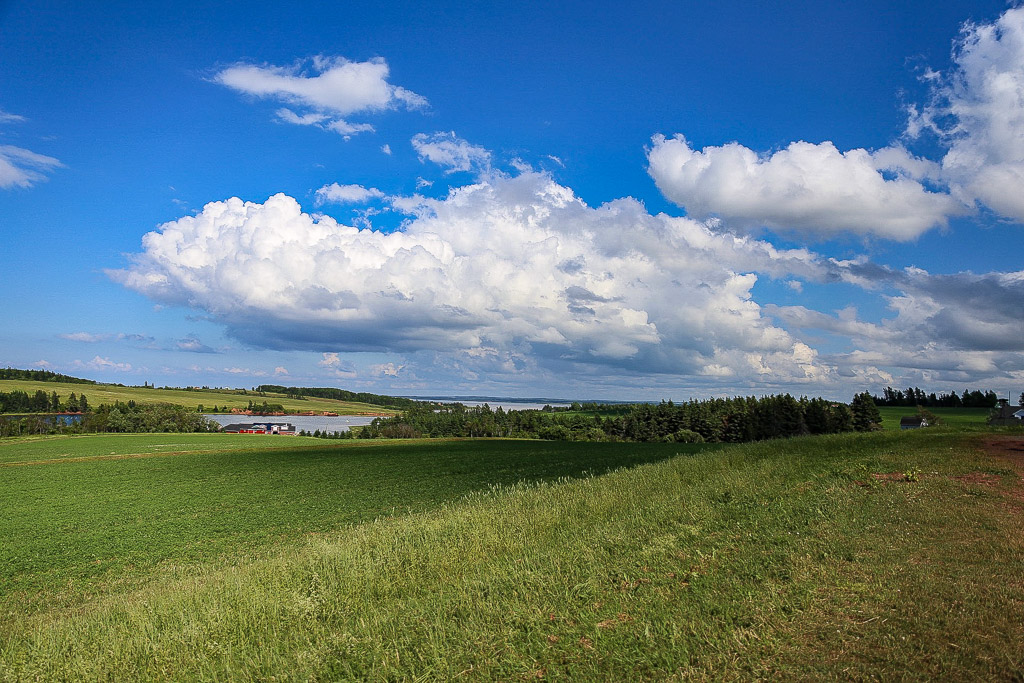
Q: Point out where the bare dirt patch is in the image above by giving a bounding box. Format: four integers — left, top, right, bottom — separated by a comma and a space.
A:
870, 472, 911, 483
975, 436, 1024, 507
977, 436, 1024, 471
951, 472, 1001, 486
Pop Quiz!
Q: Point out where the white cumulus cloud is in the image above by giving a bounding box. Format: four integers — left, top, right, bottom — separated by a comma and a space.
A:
910, 6, 1024, 223
647, 135, 964, 241
110, 171, 833, 386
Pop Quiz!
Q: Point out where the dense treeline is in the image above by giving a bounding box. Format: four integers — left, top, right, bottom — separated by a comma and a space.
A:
872, 386, 998, 408
349, 393, 876, 443
0, 401, 217, 437
256, 385, 422, 410
0, 368, 96, 384
83, 402, 218, 433
246, 400, 286, 414
541, 402, 631, 415
0, 389, 90, 414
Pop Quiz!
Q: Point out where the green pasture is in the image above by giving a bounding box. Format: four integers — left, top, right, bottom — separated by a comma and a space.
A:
0, 379, 396, 415
1, 430, 1022, 680
0, 432, 324, 465
0, 435, 698, 616
877, 405, 991, 430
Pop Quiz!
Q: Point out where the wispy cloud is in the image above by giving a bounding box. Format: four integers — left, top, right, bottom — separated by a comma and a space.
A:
314, 182, 385, 205
412, 132, 491, 174
0, 145, 63, 190
213, 56, 426, 139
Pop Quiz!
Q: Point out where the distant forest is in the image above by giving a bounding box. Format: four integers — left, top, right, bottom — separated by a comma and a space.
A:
256, 385, 422, 410
332, 393, 883, 444
872, 386, 999, 408
0, 368, 96, 385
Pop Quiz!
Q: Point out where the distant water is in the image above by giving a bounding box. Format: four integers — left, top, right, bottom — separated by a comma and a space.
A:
205, 398, 578, 434
446, 400, 569, 411
204, 414, 379, 434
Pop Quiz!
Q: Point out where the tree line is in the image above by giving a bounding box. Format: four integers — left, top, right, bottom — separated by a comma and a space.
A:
333, 393, 883, 443
0, 368, 96, 384
0, 400, 217, 437
872, 386, 999, 408
0, 389, 91, 414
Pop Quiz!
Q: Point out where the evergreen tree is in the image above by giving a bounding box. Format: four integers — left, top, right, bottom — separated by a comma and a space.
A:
851, 392, 882, 432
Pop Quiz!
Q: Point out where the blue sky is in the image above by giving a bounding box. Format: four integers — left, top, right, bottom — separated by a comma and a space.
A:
1, 0, 1022, 401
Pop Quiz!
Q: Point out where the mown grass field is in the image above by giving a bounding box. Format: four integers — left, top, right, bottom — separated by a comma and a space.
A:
0, 379, 397, 415
2, 428, 1022, 680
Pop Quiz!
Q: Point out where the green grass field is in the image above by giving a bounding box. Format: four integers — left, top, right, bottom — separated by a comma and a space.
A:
0, 435, 699, 617
0, 379, 397, 415
1, 429, 1022, 679
877, 406, 991, 430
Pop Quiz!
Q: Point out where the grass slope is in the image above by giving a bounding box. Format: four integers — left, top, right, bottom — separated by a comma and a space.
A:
0, 436, 696, 617
2, 430, 1022, 680
0, 379, 396, 415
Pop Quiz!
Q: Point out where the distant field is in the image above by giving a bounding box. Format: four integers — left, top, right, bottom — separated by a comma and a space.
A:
2, 430, 1022, 679
0, 379, 397, 415
0, 432, 325, 465
877, 406, 991, 430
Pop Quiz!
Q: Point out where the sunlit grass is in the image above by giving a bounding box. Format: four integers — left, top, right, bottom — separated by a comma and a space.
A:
0, 379, 396, 415
1, 430, 1021, 679
0, 436, 695, 617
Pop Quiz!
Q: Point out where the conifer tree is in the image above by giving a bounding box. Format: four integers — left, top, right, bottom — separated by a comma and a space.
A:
851, 392, 882, 432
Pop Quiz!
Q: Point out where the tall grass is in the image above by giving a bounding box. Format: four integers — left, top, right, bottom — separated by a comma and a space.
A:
1, 431, 1021, 680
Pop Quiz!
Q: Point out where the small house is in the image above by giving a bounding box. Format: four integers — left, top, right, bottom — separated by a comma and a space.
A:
989, 399, 1024, 426
900, 416, 928, 430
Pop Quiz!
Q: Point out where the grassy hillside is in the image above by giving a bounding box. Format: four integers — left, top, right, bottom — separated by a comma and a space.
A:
0, 379, 397, 415
1, 429, 1022, 679
0, 436, 694, 616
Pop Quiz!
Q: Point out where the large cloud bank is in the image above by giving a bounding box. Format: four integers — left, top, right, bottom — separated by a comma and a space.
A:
649, 6, 1024, 240
110, 172, 833, 385
770, 263, 1024, 386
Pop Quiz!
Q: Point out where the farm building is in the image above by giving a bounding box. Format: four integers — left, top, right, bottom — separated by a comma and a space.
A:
900, 416, 929, 430
221, 422, 297, 435
989, 399, 1024, 427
